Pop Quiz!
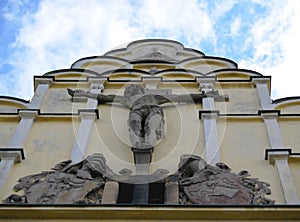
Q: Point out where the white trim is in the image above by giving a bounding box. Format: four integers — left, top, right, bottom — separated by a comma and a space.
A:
31, 78, 52, 109
142, 77, 161, 90
70, 83, 104, 163
70, 113, 97, 163
268, 151, 300, 204
197, 79, 220, 165
253, 78, 273, 110
263, 113, 300, 204
8, 110, 38, 148
202, 112, 220, 165
261, 113, 284, 148
0, 151, 22, 189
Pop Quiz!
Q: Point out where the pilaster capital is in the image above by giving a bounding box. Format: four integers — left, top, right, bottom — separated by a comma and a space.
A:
265, 148, 291, 164
78, 109, 99, 120
252, 77, 270, 85
259, 110, 280, 119
0, 148, 25, 163
34, 77, 53, 86
88, 77, 107, 84
18, 109, 39, 119
199, 110, 220, 120
196, 77, 216, 84
142, 77, 162, 90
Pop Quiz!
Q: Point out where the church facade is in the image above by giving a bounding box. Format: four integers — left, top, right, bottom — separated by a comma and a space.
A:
0, 39, 299, 220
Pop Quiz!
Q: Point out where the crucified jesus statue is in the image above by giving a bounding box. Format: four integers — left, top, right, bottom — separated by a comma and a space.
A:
67, 84, 223, 150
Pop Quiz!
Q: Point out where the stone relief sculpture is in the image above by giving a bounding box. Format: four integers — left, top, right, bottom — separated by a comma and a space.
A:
67, 84, 224, 150
4, 154, 114, 204
177, 154, 274, 205
4, 153, 274, 205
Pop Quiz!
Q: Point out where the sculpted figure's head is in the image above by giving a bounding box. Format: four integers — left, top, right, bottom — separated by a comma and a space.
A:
124, 85, 145, 98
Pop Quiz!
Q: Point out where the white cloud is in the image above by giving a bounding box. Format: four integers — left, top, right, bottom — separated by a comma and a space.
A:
229, 17, 241, 36
2, 0, 218, 99
136, 0, 216, 46
239, 0, 300, 99
4, 0, 144, 99
2, 0, 300, 101
211, 0, 237, 19
2, 0, 28, 21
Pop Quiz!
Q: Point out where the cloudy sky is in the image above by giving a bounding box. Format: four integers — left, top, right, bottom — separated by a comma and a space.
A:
0, 0, 300, 100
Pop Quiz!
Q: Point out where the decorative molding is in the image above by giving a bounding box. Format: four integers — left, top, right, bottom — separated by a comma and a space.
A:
78, 109, 99, 120
142, 77, 162, 90
199, 110, 220, 120
265, 148, 300, 163
18, 109, 39, 119
0, 148, 25, 161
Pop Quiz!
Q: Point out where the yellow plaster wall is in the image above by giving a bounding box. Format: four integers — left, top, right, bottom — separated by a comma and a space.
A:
289, 157, 300, 198
218, 118, 285, 204
275, 101, 300, 114
41, 84, 87, 113
0, 102, 27, 113
86, 103, 135, 173
279, 118, 300, 152
216, 85, 260, 114
0, 117, 78, 201
151, 103, 204, 173
0, 117, 19, 147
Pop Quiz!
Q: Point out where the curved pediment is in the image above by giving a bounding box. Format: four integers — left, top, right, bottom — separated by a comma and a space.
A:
71, 56, 130, 74
0, 96, 29, 113
212, 69, 263, 80
155, 69, 202, 80
43, 69, 100, 80
180, 56, 237, 74
273, 97, 300, 114
104, 39, 204, 63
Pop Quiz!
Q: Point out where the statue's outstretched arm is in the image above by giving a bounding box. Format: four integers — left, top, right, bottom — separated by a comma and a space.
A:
67, 88, 128, 106
159, 94, 205, 104
97, 94, 129, 106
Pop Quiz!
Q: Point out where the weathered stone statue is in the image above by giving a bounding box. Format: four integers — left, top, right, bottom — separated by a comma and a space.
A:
177, 154, 274, 205
68, 84, 220, 149
4, 153, 114, 204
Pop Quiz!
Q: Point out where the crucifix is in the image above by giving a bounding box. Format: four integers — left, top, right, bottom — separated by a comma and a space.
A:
68, 84, 228, 203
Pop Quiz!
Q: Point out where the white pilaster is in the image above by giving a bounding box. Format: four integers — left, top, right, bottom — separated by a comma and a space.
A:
268, 151, 300, 204
1, 110, 36, 188
8, 110, 38, 148
197, 79, 220, 165
70, 80, 104, 163
262, 112, 300, 204
253, 78, 273, 110
0, 151, 22, 189
201, 113, 220, 164
261, 113, 284, 148
29, 78, 53, 109
70, 111, 97, 163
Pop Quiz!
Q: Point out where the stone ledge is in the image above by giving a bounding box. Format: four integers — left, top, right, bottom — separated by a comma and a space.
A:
0, 148, 25, 162
0, 206, 300, 220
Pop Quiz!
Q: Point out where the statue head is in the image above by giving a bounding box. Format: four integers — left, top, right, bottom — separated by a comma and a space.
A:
124, 84, 145, 98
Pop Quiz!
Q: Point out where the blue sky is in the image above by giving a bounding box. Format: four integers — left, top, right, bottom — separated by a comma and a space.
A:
0, 0, 300, 100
